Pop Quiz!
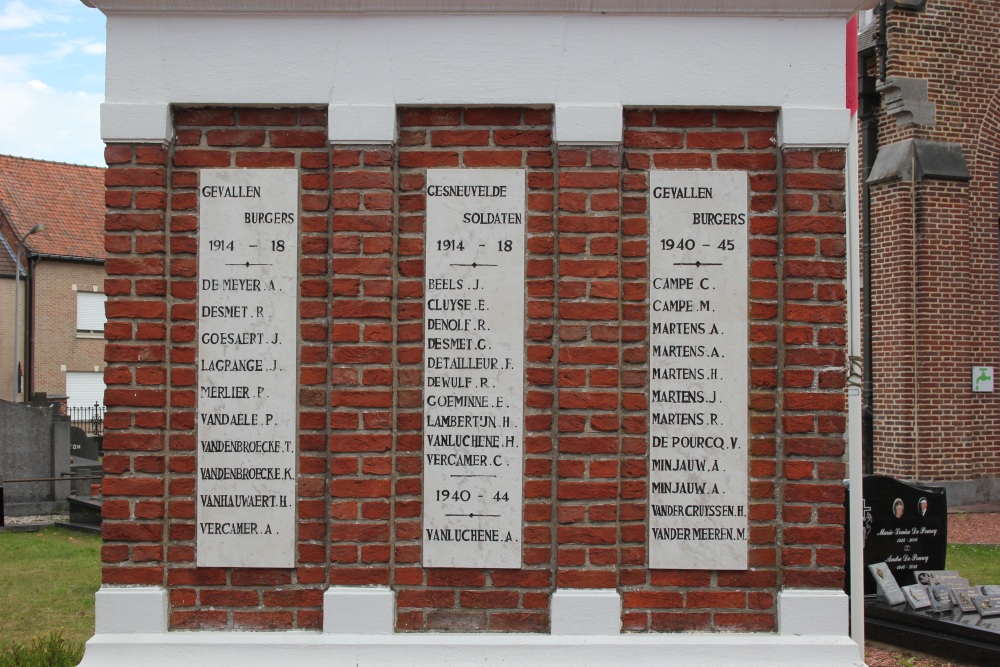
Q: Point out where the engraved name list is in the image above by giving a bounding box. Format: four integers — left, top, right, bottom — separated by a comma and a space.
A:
648, 170, 750, 571
197, 169, 298, 568
422, 169, 526, 569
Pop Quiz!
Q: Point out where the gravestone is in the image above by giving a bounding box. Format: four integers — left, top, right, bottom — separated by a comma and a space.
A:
862, 474, 947, 595
901, 583, 931, 609
70, 426, 99, 461
66, 496, 102, 531
869, 561, 906, 605
863, 478, 1000, 664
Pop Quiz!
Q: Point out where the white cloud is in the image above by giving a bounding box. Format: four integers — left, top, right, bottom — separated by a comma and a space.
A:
0, 53, 30, 78
0, 0, 70, 31
0, 1, 105, 165
0, 77, 104, 166
0, 1, 45, 30
50, 38, 106, 59
27, 31, 69, 39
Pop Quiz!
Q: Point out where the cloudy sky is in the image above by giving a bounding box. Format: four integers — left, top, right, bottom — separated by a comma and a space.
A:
0, 0, 105, 167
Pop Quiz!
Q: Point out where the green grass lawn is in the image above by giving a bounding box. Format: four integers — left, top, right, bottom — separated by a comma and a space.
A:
0, 528, 101, 647
0, 521, 996, 662
947, 543, 1000, 585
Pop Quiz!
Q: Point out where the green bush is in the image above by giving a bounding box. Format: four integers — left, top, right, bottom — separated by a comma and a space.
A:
0, 632, 84, 667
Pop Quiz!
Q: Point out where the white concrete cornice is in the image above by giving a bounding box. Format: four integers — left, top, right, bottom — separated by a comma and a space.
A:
96, 6, 856, 146
83, 0, 879, 18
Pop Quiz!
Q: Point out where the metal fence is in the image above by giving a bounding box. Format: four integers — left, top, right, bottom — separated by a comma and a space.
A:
68, 402, 105, 436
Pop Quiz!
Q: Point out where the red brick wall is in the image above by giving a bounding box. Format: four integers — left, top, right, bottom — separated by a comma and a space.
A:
866, 0, 1000, 482
103, 107, 333, 630
869, 184, 918, 477
394, 108, 556, 632
778, 148, 849, 590
103, 105, 848, 632
618, 111, 848, 632
327, 144, 395, 596
102, 140, 170, 591
555, 144, 623, 594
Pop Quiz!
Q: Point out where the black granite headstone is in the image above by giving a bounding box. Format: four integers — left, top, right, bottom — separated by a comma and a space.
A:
70, 426, 99, 461
862, 475, 947, 595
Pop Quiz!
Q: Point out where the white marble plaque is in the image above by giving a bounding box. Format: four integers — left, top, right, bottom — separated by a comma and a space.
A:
648, 170, 749, 570
197, 169, 298, 568
422, 169, 525, 569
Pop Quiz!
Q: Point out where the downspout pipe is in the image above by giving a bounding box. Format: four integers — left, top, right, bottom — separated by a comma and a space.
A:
859, 46, 879, 475
846, 14, 864, 655
26, 252, 38, 401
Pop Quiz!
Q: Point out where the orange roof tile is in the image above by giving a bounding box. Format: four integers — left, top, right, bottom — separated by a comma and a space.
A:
0, 154, 106, 262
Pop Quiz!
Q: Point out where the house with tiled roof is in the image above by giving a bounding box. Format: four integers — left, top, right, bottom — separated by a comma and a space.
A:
0, 155, 107, 409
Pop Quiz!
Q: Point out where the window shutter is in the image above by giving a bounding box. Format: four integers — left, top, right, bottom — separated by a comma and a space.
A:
76, 292, 107, 332
66, 371, 106, 409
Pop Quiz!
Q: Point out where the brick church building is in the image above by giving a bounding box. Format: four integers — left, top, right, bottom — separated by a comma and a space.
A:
860, 0, 1000, 504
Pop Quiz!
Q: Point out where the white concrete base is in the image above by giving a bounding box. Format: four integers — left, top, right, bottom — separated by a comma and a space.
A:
80, 586, 864, 666
323, 586, 394, 634
550, 588, 621, 635
78, 632, 864, 666
94, 586, 168, 634
778, 107, 851, 148
778, 589, 849, 637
